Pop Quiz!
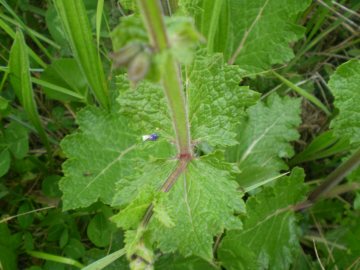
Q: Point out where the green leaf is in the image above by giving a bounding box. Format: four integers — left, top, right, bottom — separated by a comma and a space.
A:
328, 60, 360, 145
118, 52, 259, 147
148, 153, 245, 261
60, 103, 175, 211
0, 149, 10, 178
117, 75, 173, 138
40, 58, 87, 102
63, 238, 85, 259
60, 107, 140, 210
182, 0, 311, 73
42, 175, 62, 198
226, 94, 301, 189
187, 52, 259, 147
218, 168, 307, 270
82, 248, 126, 270
54, 0, 109, 108
112, 152, 244, 261
290, 130, 351, 165
4, 121, 29, 159
27, 250, 84, 269
87, 213, 114, 247
17, 202, 34, 229
9, 30, 50, 152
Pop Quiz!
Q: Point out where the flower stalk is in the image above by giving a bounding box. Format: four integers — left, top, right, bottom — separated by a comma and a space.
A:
137, 0, 192, 157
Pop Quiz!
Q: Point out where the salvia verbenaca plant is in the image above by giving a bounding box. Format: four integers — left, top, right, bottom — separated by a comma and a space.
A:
55, 0, 360, 269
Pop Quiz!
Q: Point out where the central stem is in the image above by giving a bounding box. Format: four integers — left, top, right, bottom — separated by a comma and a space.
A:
137, 0, 192, 156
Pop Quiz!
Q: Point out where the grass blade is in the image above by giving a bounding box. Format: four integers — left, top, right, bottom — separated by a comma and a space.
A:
272, 71, 331, 116
27, 251, 84, 269
82, 248, 126, 270
0, 18, 46, 68
31, 77, 86, 102
9, 31, 51, 153
53, 0, 110, 108
96, 0, 104, 50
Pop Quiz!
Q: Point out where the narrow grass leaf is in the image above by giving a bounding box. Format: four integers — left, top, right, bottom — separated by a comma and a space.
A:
0, 18, 46, 68
27, 251, 84, 269
9, 31, 50, 153
272, 71, 331, 116
96, 0, 105, 50
82, 248, 126, 270
54, 0, 110, 108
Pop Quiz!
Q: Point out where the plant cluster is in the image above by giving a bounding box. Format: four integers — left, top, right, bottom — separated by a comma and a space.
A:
0, 0, 359, 269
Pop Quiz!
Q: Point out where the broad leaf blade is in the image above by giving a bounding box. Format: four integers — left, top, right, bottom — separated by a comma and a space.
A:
218, 168, 307, 270
60, 107, 140, 210
118, 52, 259, 148
226, 94, 301, 189
328, 59, 360, 145
149, 153, 245, 261
187, 52, 259, 147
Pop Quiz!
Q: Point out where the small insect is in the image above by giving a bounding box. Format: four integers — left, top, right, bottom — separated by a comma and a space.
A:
83, 172, 93, 177
142, 133, 159, 142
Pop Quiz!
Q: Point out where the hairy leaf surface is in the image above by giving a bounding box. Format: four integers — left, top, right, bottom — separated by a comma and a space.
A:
187, 52, 259, 147
328, 60, 360, 145
60, 107, 170, 210
226, 94, 301, 189
218, 168, 306, 270
118, 52, 259, 148
149, 153, 245, 261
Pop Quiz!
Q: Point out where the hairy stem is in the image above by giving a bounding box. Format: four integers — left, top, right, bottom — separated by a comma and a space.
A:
141, 158, 190, 227
137, 0, 192, 156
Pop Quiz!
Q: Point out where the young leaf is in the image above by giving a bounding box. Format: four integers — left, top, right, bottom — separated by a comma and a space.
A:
328, 60, 360, 145
218, 168, 307, 270
118, 52, 259, 147
226, 94, 301, 189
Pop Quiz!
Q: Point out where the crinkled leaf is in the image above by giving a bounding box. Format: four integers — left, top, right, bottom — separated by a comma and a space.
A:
226, 94, 301, 189
118, 52, 259, 148
187, 52, 259, 147
112, 152, 244, 261
117, 75, 173, 138
60, 104, 175, 211
148, 153, 245, 261
328, 59, 360, 145
218, 168, 307, 270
